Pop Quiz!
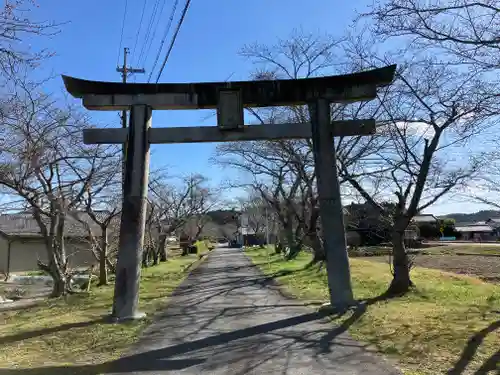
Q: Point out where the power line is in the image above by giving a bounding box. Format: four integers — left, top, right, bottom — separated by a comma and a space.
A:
155, 0, 192, 83
141, 0, 169, 69
148, 0, 180, 82
116, 0, 129, 66
137, 0, 161, 67
130, 0, 148, 65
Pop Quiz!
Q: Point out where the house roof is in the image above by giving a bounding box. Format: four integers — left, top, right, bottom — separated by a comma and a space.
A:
485, 218, 500, 227
0, 212, 107, 238
413, 214, 438, 223
455, 225, 494, 233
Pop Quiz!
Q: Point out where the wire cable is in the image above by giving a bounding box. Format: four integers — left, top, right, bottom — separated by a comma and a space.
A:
116, 0, 129, 66
155, 0, 192, 83
148, 0, 180, 82
141, 0, 169, 69
137, 0, 161, 67
130, 0, 148, 66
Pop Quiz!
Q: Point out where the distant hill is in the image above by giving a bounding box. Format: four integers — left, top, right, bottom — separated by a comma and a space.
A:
186, 210, 239, 239
439, 210, 500, 224
172, 210, 239, 240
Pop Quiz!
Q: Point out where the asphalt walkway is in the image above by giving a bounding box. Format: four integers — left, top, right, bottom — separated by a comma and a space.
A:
107, 246, 401, 374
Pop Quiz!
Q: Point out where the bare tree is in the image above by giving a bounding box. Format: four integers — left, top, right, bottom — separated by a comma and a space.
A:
0, 1, 59, 73
466, 150, 500, 210
239, 194, 269, 246
145, 173, 216, 264
363, 0, 500, 72
216, 30, 389, 262
183, 214, 213, 241
70, 172, 122, 286
0, 67, 116, 297
216, 140, 308, 258
338, 41, 494, 294
364, 0, 500, 219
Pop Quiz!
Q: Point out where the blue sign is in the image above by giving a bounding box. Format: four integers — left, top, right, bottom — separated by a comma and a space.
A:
440, 236, 456, 241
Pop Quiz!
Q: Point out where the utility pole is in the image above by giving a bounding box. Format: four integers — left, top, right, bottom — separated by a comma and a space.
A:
116, 47, 145, 195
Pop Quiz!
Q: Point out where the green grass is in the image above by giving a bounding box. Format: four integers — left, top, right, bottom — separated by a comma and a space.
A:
194, 240, 209, 254
0, 254, 200, 373
194, 240, 216, 256
246, 246, 500, 375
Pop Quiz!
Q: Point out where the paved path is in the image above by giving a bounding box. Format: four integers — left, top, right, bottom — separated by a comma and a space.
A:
107, 247, 401, 374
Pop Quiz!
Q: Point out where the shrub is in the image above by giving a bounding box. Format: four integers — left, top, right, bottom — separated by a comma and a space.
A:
348, 247, 392, 257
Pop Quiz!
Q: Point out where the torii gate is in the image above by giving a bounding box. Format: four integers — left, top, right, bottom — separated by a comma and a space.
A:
62, 65, 396, 321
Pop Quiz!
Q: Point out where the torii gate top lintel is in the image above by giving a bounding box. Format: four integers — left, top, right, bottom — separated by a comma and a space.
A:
61, 64, 396, 111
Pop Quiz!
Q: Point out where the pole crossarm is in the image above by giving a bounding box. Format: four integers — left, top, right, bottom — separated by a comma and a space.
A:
82, 119, 376, 145
62, 65, 396, 111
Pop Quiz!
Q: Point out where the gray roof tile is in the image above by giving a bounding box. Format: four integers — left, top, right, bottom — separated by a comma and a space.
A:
0, 212, 107, 238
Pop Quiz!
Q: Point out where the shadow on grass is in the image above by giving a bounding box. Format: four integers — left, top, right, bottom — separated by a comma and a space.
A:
447, 319, 500, 375
0, 318, 107, 345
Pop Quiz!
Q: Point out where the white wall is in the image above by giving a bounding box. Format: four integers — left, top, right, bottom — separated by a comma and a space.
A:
0, 236, 97, 273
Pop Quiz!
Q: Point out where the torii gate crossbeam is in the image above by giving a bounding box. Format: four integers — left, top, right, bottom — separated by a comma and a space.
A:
62, 64, 396, 321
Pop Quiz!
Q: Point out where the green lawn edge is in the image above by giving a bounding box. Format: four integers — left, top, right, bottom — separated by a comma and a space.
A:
244, 246, 500, 375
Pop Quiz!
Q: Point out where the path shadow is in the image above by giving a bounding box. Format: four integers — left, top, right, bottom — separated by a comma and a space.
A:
0, 293, 396, 375
0, 248, 400, 374
169, 270, 303, 306
0, 311, 329, 374
447, 319, 500, 375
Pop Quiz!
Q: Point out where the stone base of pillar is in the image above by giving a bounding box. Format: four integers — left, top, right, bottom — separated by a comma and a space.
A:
108, 311, 147, 323
318, 301, 359, 315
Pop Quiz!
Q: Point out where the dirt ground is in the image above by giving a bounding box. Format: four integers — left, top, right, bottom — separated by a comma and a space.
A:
368, 254, 500, 284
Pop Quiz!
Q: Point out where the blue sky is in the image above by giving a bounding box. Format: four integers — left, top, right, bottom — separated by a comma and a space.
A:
22, 0, 492, 215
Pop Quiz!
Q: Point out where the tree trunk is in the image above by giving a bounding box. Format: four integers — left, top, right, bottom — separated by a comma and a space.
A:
51, 274, 67, 298
275, 242, 283, 254
160, 246, 168, 261
283, 223, 301, 260
98, 254, 108, 286
159, 235, 168, 262
285, 241, 302, 260
152, 249, 160, 266
309, 233, 325, 263
41, 229, 71, 298
39, 258, 69, 298
106, 257, 116, 274
388, 230, 414, 295
142, 249, 150, 268
284, 226, 295, 251
98, 229, 109, 286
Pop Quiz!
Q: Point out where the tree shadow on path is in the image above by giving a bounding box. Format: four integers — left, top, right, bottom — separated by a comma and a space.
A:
0, 294, 396, 375
0, 248, 401, 375
0, 311, 327, 374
